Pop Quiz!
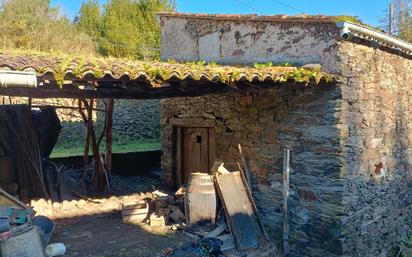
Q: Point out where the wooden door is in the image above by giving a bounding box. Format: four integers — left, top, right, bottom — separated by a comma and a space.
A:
182, 127, 210, 184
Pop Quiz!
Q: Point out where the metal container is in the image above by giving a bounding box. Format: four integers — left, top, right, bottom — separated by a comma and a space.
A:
0, 225, 46, 257
185, 173, 217, 227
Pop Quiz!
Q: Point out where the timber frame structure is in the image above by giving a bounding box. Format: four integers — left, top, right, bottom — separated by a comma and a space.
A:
0, 51, 336, 191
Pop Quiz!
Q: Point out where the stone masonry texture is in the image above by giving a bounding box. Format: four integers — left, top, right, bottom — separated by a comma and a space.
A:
1, 97, 161, 151
159, 16, 412, 257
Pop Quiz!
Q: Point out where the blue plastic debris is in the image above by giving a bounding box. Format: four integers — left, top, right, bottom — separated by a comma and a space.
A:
0, 206, 12, 219
0, 218, 10, 233
165, 238, 223, 257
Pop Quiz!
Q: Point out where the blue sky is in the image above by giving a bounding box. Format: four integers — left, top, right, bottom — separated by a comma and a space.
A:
51, 0, 390, 27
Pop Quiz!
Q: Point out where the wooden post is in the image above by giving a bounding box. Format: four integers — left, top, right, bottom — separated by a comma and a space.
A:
105, 99, 114, 177
78, 100, 90, 182
175, 127, 182, 187
238, 144, 252, 189
283, 148, 291, 256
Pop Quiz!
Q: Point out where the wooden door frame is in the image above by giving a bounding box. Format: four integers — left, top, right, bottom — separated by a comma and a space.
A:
171, 118, 216, 187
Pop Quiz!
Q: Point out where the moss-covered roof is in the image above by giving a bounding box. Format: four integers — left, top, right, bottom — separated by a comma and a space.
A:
0, 51, 334, 87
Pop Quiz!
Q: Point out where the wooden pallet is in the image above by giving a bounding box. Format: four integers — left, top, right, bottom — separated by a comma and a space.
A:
121, 201, 148, 224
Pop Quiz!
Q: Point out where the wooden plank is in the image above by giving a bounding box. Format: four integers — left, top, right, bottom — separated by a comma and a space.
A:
0, 83, 235, 99
237, 144, 251, 188
170, 118, 215, 128
175, 127, 182, 187
238, 162, 270, 240
199, 128, 209, 173
182, 127, 210, 184
283, 149, 291, 256
214, 171, 261, 250
0, 187, 26, 209
205, 223, 228, 238
208, 128, 216, 173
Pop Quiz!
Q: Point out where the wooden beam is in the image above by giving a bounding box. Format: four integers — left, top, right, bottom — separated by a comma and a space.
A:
0, 84, 235, 99
31, 105, 106, 112
171, 117, 216, 128
0, 80, 335, 100
105, 99, 114, 177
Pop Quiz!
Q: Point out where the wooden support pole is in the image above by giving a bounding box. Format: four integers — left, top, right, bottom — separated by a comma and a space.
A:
105, 99, 114, 177
283, 149, 291, 256
78, 100, 90, 182
238, 144, 252, 189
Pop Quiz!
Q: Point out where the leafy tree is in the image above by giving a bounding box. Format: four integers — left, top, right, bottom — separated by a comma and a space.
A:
76, 0, 175, 59
0, 0, 96, 54
76, 0, 102, 39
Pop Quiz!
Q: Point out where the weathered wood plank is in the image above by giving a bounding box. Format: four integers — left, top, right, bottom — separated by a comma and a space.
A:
182, 127, 210, 184
170, 118, 215, 128
283, 149, 291, 256
214, 171, 261, 250
208, 128, 216, 173
238, 160, 269, 240
175, 127, 182, 187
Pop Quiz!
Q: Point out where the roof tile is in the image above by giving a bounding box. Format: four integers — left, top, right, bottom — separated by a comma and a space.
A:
0, 51, 334, 87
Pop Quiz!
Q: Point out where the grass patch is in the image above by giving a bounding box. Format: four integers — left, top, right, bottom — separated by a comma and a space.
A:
51, 139, 160, 158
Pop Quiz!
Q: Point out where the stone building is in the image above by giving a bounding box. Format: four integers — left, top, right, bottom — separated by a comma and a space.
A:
159, 13, 412, 256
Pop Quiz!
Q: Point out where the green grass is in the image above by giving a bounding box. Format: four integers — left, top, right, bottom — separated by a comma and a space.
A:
51, 139, 160, 158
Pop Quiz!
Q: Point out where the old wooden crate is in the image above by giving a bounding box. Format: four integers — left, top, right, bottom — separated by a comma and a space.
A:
121, 201, 148, 224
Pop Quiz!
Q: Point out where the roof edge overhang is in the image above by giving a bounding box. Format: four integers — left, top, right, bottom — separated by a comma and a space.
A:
337, 21, 412, 55
157, 12, 338, 23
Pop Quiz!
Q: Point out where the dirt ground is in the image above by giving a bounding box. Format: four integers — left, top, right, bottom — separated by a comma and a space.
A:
29, 169, 279, 257
53, 211, 189, 257
31, 172, 191, 257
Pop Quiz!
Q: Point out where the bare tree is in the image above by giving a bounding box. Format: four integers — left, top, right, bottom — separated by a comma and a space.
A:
382, 0, 412, 42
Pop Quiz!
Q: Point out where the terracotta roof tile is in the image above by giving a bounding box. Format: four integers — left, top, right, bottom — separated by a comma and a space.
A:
0, 51, 334, 87
157, 12, 337, 23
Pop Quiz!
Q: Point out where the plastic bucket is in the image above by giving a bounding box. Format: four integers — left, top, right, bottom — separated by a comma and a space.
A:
45, 243, 66, 257
32, 215, 56, 247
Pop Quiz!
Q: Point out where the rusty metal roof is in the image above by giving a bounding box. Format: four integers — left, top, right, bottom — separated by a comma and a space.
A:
0, 51, 335, 99
157, 12, 338, 23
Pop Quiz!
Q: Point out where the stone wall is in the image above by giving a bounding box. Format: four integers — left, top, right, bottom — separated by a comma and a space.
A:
161, 86, 345, 256
160, 16, 340, 67
97, 99, 161, 143
0, 97, 161, 151
159, 16, 412, 257
336, 41, 412, 257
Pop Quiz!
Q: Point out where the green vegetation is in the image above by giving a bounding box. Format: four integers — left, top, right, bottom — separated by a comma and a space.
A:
253, 61, 293, 68
0, 0, 95, 55
76, 0, 175, 59
0, 0, 175, 59
51, 139, 160, 158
